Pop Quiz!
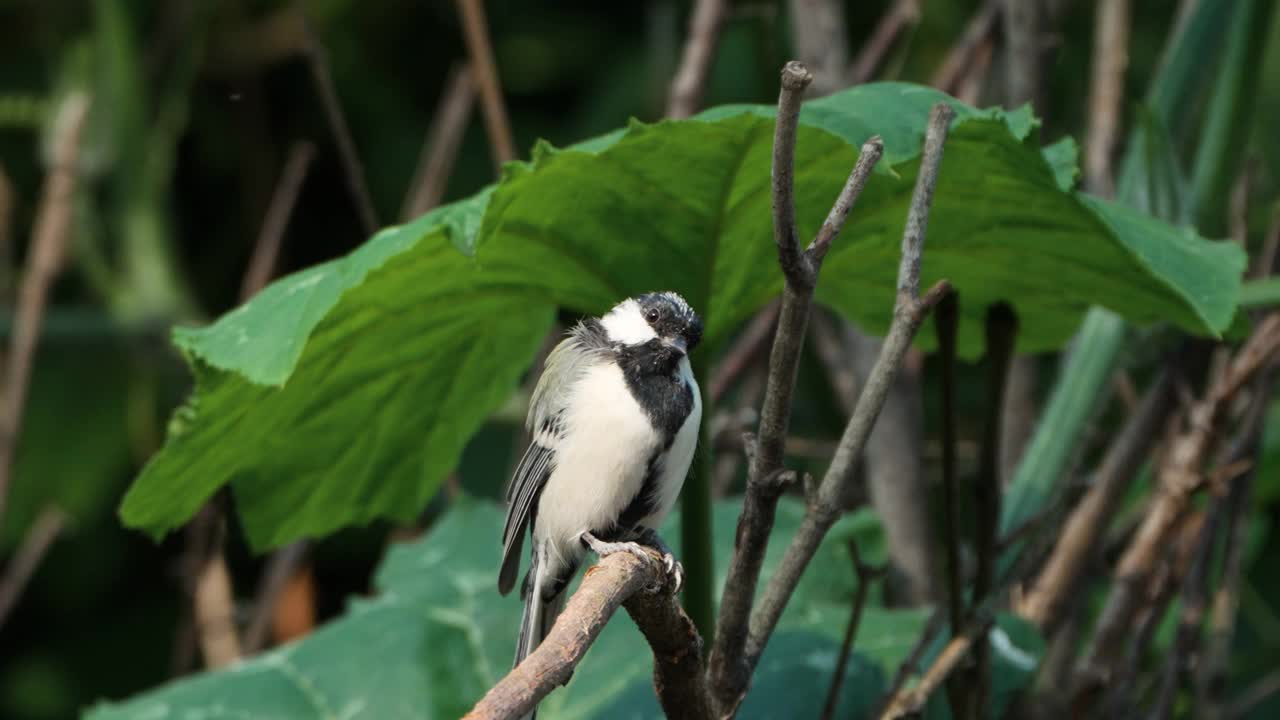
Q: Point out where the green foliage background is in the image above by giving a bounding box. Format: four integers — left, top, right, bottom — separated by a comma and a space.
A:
0, 1, 1278, 719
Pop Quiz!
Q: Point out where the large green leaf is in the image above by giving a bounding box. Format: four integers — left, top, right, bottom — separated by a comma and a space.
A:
91, 498, 1026, 719
119, 82, 1245, 548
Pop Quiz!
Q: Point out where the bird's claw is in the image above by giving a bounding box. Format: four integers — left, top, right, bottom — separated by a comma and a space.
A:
579, 530, 684, 594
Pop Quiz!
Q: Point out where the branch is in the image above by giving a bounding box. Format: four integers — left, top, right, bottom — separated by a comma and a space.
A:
465, 551, 709, 720
879, 612, 997, 719
820, 541, 885, 720
740, 103, 955, 689
243, 540, 311, 653
1200, 371, 1274, 718
1085, 0, 1131, 197
708, 62, 886, 712
240, 140, 314, 301
877, 609, 945, 716
1076, 312, 1280, 694
666, 0, 728, 119
935, 292, 963, 633
1017, 371, 1176, 629
301, 17, 380, 235
1000, 0, 1042, 109
848, 0, 921, 85
963, 304, 1019, 720
456, 0, 517, 170
0, 505, 67, 628
930, 0, 999, 94
709, 301, 779, 404
0, 93, 89, 535
401, 64, 477, 220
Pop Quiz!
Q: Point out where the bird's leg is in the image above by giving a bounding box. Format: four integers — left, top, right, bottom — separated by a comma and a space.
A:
578, 530, 682, 593
634, 527, 683, 594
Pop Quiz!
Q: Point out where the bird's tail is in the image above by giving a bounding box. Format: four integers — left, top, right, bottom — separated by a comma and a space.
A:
515, 552, 567, 720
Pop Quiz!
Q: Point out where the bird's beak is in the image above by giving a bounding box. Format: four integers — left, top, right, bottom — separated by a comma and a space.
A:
665, 336, 688, 355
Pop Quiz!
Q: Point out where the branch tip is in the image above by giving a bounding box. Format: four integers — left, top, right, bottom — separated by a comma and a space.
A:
780, 61, 814, 90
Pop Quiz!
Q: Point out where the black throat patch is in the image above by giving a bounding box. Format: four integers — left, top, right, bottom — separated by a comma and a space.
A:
615, 339, 695, 440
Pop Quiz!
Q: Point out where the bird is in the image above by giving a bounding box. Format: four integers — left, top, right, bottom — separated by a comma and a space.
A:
498, 291, 703, 703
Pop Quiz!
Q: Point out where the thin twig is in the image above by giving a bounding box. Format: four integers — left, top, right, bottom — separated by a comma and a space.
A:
1018, 371, 1176, 629
0, 505, 67, 628
455, 0, 517, 170
1076, 313, 1280, 703
821, 541, 884, 720
1200, 370, 1274, 718
935, 292, 963, 636
666, 0, 728, 119
186, 503, 242, 669
464, 550, 709, 719
849, 0, 921, 85
964, 304, 1018, 720
1150, 494, 1221, 720
301, 17, 380, 236
740, 103, 955, 691
1085, 0, 1131, 197
0, 93, 89, 534
931, 0, 1000, 93
877, 609, 945, 716
879, 612, 997, 719
1230, 668, 1280, 719
240, 141, 315, 301
708, 62, 887, 713
401, 64, 476, 220
709, 301, 780, 404
0, 164, 13, 294
243, 540, 310, 653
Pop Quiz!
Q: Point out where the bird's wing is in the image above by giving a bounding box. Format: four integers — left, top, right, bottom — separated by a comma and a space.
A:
498, 320, 611, 595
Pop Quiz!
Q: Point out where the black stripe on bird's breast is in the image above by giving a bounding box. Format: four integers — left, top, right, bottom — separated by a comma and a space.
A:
617, 343, 695, 441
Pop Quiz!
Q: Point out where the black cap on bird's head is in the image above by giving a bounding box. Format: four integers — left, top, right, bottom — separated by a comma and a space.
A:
601, 291, 703, 356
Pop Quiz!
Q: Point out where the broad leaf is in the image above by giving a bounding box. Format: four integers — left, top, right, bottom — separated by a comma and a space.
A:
89, 498, 1033, 719
119, 82, 1245, 548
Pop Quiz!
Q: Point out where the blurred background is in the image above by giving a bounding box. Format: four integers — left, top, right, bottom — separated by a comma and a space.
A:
1, 1, 1279, 718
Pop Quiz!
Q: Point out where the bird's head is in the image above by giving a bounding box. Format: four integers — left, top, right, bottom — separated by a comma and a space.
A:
601, 291, 703, 358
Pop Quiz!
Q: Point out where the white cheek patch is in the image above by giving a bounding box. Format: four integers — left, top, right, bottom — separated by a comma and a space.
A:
601, 300, 657, 345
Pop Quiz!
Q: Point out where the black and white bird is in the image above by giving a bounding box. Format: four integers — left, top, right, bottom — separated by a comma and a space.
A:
498, 291, 704, 684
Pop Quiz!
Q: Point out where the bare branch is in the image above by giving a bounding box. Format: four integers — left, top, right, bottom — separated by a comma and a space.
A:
879, 612, 997, 719
243, 540, 311, 653
241, 141, 315, 301
456, 0, 517, 170
877, 609, 944, 715
966, 303, 1019, 719
849, 0, 922, 85
401, 64, 477, 220
1200, 371, 1274, 718
0, 505, 67, 628
935, 292, 964, 633
931, 0, 999, 94
301, 18, 380, 235
666, 0, 728, 119
1017, 371, 1175, 629
741, 103, 955, 685
821, 541, 885, 720
1077, 313, 1280, 697
464, 551, 708, 720
709, 64, 887, 712
1085, 0, 1131, 197
0, 93, 89, 534
772, 61, 816, 288
709, 301, 779, 404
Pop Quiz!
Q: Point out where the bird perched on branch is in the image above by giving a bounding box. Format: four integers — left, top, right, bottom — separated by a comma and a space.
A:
498, 291, 703, 709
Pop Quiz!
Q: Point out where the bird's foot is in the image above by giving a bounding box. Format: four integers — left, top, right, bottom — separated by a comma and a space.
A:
578, 530, 683, 594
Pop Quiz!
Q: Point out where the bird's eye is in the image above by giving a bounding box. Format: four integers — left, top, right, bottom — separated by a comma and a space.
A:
644, 309, 659, 323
